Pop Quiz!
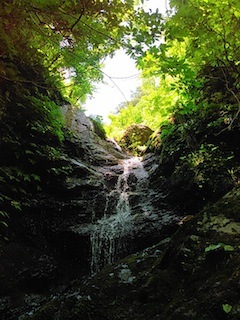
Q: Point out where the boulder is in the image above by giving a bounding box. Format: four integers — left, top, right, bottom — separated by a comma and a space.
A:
119, 124, 153, 155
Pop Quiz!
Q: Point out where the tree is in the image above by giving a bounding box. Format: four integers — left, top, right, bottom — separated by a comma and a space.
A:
106, 0, 240, 138
105, 75, 178, 138
0, 0, 162, 104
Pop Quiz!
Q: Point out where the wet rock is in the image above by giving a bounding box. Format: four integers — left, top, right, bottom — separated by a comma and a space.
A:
92, 157, 178, 272
22, 186, 240, 320
0, 108, 189, 320
0, 106, 131, 319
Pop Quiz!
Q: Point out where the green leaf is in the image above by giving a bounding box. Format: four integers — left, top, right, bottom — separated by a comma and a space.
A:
205, 244, 222, 252
205, 243, 235, 252
0, 221, 8, 228
11, 200, 22, 211
233, 10, 240, 18
0, 211, 9, 218
222, 304, 232, 314
223, 245, 234, 251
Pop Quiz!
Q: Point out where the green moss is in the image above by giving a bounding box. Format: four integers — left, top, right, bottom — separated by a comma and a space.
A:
89, 115, 106, 140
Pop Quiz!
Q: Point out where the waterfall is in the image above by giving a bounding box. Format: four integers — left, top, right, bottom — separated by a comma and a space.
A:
90, 157, 148, 274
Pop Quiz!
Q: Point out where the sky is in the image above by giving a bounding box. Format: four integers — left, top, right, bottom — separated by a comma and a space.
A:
84, 0, 168, 123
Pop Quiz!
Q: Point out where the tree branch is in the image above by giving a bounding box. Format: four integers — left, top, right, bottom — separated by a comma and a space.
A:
0, 74, 53, 90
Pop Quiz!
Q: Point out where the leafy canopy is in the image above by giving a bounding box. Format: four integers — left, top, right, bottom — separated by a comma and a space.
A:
106, 0, 240, 137
0, 0, 162, 104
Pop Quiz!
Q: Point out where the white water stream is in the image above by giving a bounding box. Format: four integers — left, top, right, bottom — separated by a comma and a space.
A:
90, 157, 149, 273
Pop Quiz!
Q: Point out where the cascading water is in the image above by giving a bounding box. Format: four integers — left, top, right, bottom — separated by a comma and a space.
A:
90, 157, 148, 274
88, 155, 179, 274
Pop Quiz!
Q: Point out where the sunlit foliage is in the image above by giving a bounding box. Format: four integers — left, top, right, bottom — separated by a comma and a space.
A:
106, 0, 240, 138
0, 0, 160, 104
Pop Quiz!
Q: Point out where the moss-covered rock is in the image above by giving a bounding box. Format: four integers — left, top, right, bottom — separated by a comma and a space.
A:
119, 124, 153, 155
147, 104, 240, 213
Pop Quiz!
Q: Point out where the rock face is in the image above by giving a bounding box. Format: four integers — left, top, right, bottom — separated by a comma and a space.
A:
3, 105, 238, 320
61, 104, 126, 165
119, 124, 153, 155
21, 186, 240, 320
70, 156, 179, 274
0, 108, 178, 320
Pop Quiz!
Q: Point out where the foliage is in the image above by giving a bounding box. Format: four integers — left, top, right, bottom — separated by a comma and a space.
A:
105, 76, 177, 139
205, 243, 234, 253
146, 100, 240, 212
0, 0, 161, 105
89, 115, 106, 140
107, 0, 240, 141
222, 304, 232, 314
0, 55, 66, 240
0, 166, 42, 240
180, 143, 235, 190
124, 7, 164, 59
